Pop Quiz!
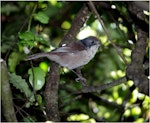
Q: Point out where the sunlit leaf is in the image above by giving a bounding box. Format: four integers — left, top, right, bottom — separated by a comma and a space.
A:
18, 40, 35, 47
28, 67, 46, 91
61, 21, 71, 29
67, 114, 89, 121
36, 94, 43, 105
35, 35, 49, 46
8, 51, 25, 72
34, 11, 49, 24
39, 62, 49, 72
131, 106, 141, 116
18, 31, 34, 41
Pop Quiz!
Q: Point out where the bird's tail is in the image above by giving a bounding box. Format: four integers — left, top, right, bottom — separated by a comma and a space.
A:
26, 52, 49, 61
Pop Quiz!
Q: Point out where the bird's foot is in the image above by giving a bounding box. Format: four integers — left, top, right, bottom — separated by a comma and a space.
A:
75, 77, 87, 87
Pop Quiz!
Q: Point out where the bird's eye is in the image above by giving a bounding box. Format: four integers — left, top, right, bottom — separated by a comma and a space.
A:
91, 41, 95, 45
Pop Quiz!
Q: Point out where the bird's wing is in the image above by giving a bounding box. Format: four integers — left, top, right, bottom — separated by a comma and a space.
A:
52, 41, 86, 53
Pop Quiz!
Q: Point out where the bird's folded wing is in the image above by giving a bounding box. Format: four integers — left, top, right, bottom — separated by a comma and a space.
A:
53, 41, 86, 53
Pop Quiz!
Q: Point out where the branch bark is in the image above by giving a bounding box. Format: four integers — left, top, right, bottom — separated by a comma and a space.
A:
44, 62, 60, 121
126, 3, 149, 95
127, 2, 149, 32
61, 4, 91, 44
44, 4, 91, 121
74, 77, 127, 94
1, 60, 17, 122
126, 27, 148, 95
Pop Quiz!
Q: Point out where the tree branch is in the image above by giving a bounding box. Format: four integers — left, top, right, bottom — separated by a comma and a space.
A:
44, 4, 91, 121
61, 4, 91, 44
75, 77, 127, 94
127, 2, 149, 32
126, 26, 148, 95
1, 60, 18, 122
126, 3, 149, 95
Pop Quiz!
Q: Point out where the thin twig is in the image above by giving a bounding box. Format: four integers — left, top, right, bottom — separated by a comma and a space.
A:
74, 76, 127, 94
88, 1, 128, 65
14, 105, 25, 119
27, 2, 38, 31
15, 99, 29, 114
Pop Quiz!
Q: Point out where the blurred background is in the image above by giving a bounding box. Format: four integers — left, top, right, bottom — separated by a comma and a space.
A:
1, 1, 149, 122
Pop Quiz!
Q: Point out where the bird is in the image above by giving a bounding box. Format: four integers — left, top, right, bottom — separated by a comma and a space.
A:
26, 36, 100, 83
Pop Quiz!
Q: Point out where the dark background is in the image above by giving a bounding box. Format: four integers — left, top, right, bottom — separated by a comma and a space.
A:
1, 1, 149, 122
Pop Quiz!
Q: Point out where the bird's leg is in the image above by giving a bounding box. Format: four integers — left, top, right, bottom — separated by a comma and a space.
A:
70, 68, 87, 86
75, 67, 82, 76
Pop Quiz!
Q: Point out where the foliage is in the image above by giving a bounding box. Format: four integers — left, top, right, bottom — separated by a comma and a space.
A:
28, 67, 46, 91
9, 73, 32, 98
1, 1, 149, 122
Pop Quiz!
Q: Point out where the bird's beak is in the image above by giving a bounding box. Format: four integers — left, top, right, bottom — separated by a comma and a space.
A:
97, 42, 100, 47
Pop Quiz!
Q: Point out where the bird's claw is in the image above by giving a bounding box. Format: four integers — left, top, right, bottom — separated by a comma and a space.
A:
75, 77, 87, 86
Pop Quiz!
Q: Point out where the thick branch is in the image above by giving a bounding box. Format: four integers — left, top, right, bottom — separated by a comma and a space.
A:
128, 2, 146, 22
126, 27, 148, 95
61, 4, 91, 44
132, 1, 149, 11
44, 62, 60, 121
127, 2, 149, 32
126, 3, 149, 95
1, 60, 17, 122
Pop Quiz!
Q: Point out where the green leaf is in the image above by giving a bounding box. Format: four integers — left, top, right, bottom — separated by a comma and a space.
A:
61, 21, 71, 29
34, 12, 49, 24
9, 73, 32, 98
18, 31, 34, 41
25, 94, 36, 108
35, 35, 49, 45
39, 62, 49, 73
18, 31, 35, 47
8, 52, 25, 72
35, 35, 44, 42
23, 116, 35, 122
28, 67, 46, 91
19, 40, 35, 47
36, 94, 43, 106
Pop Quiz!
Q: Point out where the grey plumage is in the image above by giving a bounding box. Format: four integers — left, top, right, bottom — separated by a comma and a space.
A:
26, 36, 100, 69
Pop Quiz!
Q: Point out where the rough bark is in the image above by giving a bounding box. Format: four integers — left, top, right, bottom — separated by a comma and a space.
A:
126, 2, 149, 95
1, 60, 18, 122
126, 27, 148, 95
